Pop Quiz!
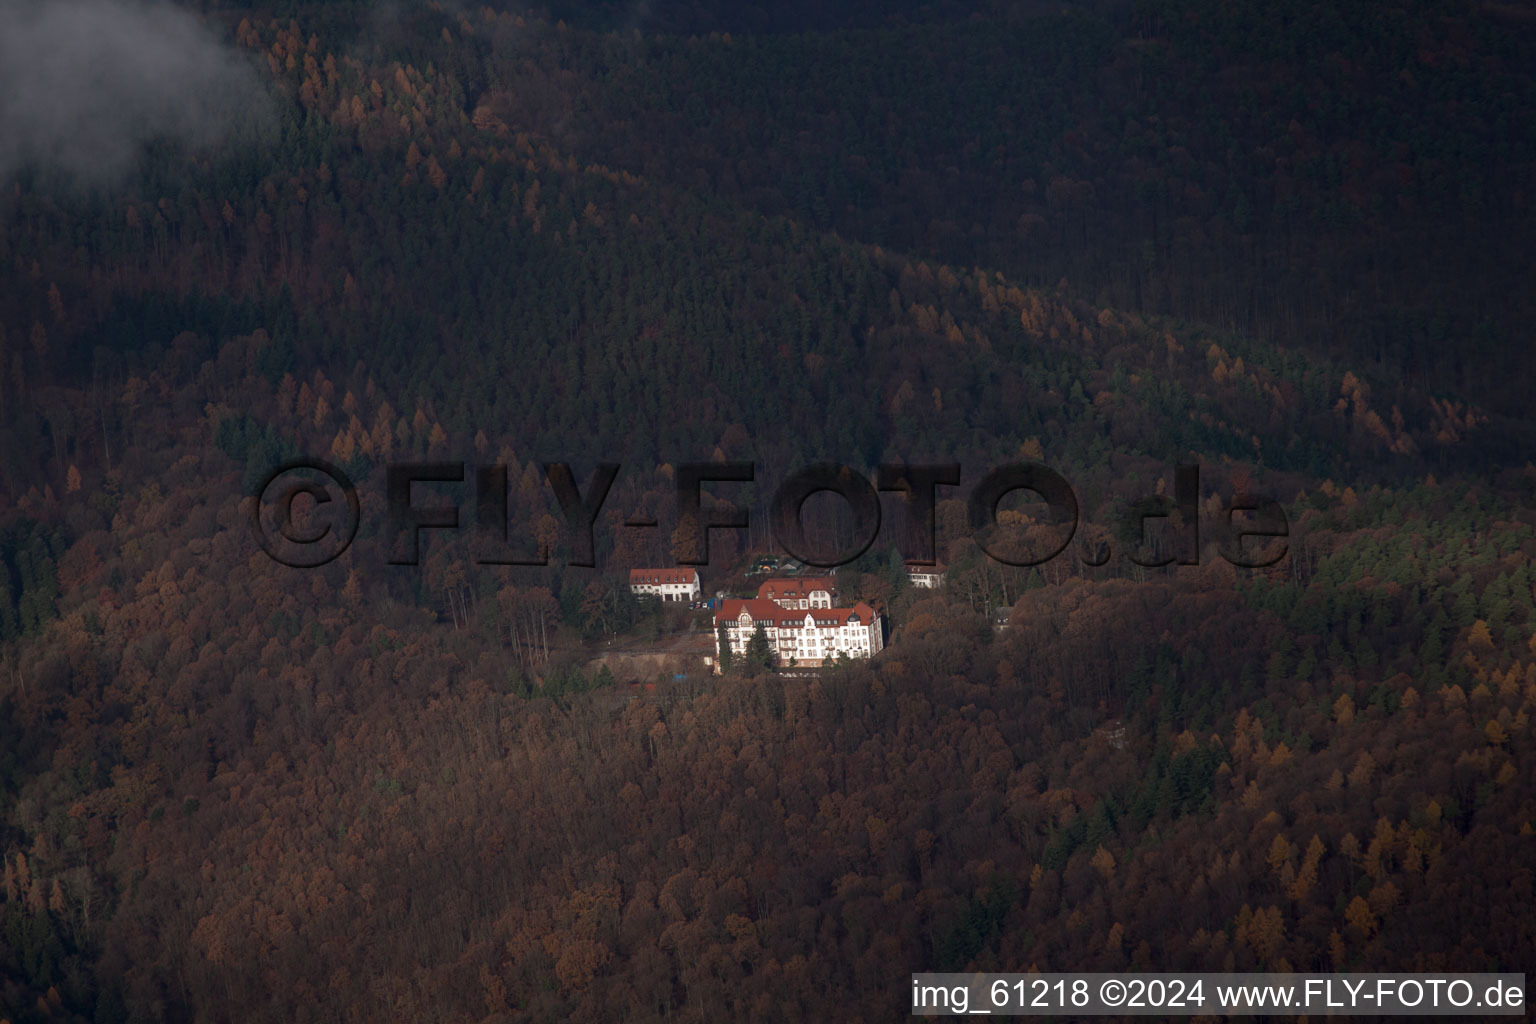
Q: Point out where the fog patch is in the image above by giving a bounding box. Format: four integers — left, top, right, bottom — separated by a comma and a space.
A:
0, 0, 275, 187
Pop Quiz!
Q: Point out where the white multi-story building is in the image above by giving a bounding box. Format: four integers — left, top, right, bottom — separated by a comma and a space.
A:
628, 567, 701, 602
715, 593, 883, 670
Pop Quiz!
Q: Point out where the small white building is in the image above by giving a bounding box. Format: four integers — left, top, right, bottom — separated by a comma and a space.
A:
907, 565, 946, 588
629, 567, 701, 602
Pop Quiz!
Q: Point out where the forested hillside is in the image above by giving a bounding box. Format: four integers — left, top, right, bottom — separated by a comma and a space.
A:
0, 0, 1532, 1021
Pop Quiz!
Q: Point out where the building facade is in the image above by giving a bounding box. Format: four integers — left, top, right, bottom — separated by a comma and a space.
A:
907, 565, 946, 588
714, 576, 882, 669
628, 568, 701, 602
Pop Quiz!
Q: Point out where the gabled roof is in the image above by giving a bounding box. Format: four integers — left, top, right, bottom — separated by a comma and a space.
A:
717, 598, 784, 625
716, 598, 878, 629
757, 577, 835, 601
629, 568, 699, 585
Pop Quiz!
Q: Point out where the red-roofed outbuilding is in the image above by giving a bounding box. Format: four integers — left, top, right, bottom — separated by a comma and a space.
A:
756, 577, 836, 609
628, 567, 701, 602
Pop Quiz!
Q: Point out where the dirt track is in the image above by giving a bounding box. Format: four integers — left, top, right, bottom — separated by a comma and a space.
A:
585, 630, 715, 682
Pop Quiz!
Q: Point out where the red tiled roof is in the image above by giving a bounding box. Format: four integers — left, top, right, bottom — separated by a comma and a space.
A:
716, 598, 877, 629
629, 568, 699, 585
757, 577, 835, 601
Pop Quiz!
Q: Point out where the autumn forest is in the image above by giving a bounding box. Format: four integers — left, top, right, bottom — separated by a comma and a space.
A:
0, 0, 1533, 1020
